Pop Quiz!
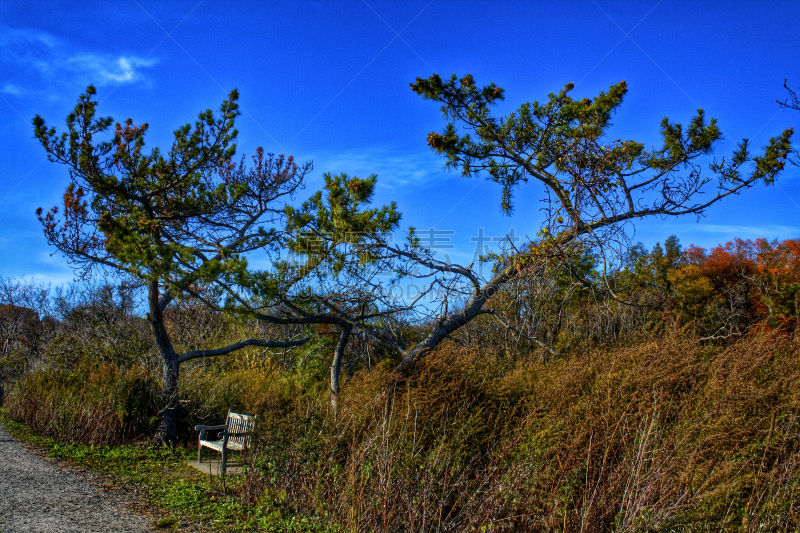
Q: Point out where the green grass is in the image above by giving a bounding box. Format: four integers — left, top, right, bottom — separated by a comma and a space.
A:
0, 410, 335, 532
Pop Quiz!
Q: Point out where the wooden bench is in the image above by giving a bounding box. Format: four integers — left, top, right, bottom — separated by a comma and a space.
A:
194, 411, 255, 474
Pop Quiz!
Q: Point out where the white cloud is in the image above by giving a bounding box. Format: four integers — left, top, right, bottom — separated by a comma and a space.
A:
0, 26, 158, 101
66, 54, 158, 85
0, 27, 59, 49
18, 271, 77, 288
675, 224, 800, 239
635, 222, 800, 250
1, 83, 25, 96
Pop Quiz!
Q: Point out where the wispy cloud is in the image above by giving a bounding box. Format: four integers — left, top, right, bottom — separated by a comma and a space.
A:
64, 54, 158, 85
16, 271, 78, 288
307, 147, 442, 188
0, 26, 158, 101
1, 83, 25, 96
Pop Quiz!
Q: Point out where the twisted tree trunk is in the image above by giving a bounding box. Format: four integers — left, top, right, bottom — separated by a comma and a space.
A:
397, 267, 515, 375
147, 280, 181, 446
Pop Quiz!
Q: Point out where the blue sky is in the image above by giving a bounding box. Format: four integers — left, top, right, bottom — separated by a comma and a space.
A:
2, 0, 800, 285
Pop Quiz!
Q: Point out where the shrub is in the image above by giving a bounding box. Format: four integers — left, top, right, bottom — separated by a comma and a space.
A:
6, 363, 159, 445
225, 330, 800, 532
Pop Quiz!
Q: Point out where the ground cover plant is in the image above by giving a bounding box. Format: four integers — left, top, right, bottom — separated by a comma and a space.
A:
0, 412, 339, 532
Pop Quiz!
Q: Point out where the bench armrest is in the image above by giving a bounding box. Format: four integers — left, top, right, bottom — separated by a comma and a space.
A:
195, 424, 227, 440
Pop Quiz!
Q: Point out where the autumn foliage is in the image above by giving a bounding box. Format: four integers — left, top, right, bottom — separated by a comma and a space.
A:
668, 238, 800, 330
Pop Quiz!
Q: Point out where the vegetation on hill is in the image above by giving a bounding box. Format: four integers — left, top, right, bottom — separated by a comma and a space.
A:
27, 75, 793, 443
3, 232, 800, 531
2, 77, 799, 531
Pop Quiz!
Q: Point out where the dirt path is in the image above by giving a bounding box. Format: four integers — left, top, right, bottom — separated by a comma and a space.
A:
0, 424, 154, 533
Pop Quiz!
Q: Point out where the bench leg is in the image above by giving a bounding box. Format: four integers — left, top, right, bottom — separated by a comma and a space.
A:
198, 444, 203, 464
221, 447, 228, 475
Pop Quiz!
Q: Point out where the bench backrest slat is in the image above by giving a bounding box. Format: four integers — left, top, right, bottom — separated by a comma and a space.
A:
226, 411, 255, 449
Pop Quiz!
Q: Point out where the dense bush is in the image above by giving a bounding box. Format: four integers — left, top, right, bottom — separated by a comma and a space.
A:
226, 329, 800, 532
6, 364, 159, 445
7, 327, 800, 530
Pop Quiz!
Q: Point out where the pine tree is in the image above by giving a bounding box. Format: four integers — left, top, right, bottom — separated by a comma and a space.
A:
34, 87, 314, 442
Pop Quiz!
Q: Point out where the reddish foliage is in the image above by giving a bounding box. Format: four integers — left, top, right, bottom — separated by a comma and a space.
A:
682, 237, 800, 325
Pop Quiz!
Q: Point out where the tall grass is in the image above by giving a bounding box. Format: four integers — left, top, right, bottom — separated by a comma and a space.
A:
6, 329, 800, 531
232, 330, 800, 531
6, 363, 159, 445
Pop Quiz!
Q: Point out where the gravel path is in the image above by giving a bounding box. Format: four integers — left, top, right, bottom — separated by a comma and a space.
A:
0, 424, 153, 533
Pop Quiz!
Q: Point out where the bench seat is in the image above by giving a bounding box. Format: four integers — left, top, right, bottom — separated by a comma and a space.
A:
199, 439, 247, 452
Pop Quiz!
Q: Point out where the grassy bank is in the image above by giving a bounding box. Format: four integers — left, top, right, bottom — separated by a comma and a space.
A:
4, 329, 800, 531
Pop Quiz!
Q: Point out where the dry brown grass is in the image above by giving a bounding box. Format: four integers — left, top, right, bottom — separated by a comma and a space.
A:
7, 329, 800, 531
230, 330, 800, 532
